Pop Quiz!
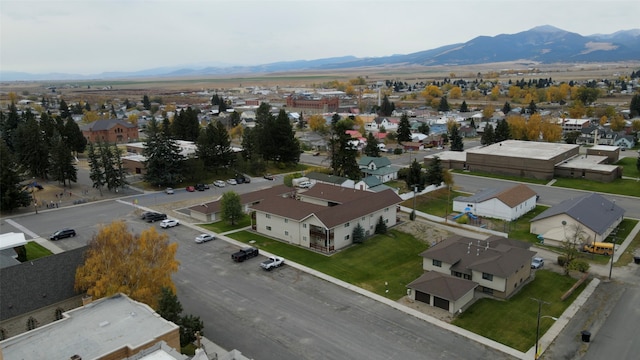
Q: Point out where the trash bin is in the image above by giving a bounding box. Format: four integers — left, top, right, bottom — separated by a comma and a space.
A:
581, 330, 591, 342
634, 256, 640, 264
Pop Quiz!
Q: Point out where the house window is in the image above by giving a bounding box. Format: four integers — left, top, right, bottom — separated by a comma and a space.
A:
482, 272, 493, 281
266, 226, 272, 231
303, 236, 307, 241
265, 214, 270, 219
463, 274, 471, 280
285, 231, 289, 236
303, 223, 307, 228
384, 207, 389, 212
27, 316, 38, 331
345, 222, 350, 227
482, 287, 494, 295
433, 259, 442, 267
285, 219, 288, 223
345, 234, 350, 240
362, 217, 365, 221
55, 308, 64, 320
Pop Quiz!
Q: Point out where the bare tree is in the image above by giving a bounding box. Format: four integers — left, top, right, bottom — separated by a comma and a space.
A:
560, 222, 588, 275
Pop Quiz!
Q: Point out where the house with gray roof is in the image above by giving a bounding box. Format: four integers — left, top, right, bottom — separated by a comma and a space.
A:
305, 171, 354, 188
530, 193, 625, 247
358, 156, 398, 182
250, 183, 402, 253
410, 235, 535, 310
0, 246, 87, 340
453, 184, 537, 221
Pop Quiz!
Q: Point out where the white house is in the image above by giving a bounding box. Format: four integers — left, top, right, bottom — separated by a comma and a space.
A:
453, 184, 537, 221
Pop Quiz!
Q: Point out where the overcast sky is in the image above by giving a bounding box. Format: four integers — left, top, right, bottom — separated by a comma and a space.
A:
2, 0, 639, 75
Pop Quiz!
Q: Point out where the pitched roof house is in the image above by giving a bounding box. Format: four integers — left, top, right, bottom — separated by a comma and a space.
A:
358, 156, 397, 182
530, 193, 625, 247
453, 184, 538, 221
410, 235, 535, 308
250, 183, 402, 253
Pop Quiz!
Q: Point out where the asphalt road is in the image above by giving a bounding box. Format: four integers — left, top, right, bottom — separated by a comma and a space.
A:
2, 200, 513, 360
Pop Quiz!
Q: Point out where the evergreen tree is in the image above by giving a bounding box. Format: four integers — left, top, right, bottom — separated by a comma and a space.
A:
438, 97, 450, 112
396, 113, 412, 143
494, 119, 511, 143
161, 116, 172, 138
380, 95, 393, 116
352, 223, 365, 244
14, 115, 49, 179
1, 102, 21, 151
100, 142, 118, 192
425, 156, 444, 186
418, 123, 430, 135
49, 132, 77, 187
630, 94, 640, 117
363, 132, 380, 157
63, 118, 87, 155
143, 119, 185, 186
406, 159, 426, 192
110, 143, 128, 191
481, 124, 495, 145
179, 314, 204, 348
272, 109, 301, 164
59, 99, 71, 119
329, 118, 361, 180
87, 142, 105, 196
449, 125, 464, 151
469, 118, 476, 129
196, 121, 235, 171
502, 101, 512, 114
143, 95, 151, 110
230, 110, 241, 127
527, 100, 537, 114
374, 216, 387, 234
0, 139, 31, 212
157, 287, 183, 324
297, 113, 305, 129
459, 100, 469, 112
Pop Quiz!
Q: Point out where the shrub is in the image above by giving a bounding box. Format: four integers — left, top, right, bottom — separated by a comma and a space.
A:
557, 256, 567, 267
375, 216, 388, 234
571, 259, 590, 273
393, 148, 403, 155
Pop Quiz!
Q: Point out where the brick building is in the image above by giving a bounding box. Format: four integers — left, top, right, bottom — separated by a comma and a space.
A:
81, 119, 139, 144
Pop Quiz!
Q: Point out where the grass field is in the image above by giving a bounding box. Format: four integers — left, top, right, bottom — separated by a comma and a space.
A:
25, 241, 53, 261
400, 188, 466, 218
551, 177, 640, 197
616, 156, 640, 179
453, 270, 586, 352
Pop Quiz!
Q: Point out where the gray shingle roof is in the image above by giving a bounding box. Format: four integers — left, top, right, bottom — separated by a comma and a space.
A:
407, 271, 477, 301
0, 246, 87, 320
530, 193, 625, 235
454, 184, 537, 208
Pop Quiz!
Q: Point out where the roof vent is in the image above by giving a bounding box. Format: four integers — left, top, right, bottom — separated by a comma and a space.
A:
70, 355, 82, 360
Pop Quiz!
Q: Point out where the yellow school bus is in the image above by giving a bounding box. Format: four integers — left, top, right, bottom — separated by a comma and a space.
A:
583, 242, 614, 255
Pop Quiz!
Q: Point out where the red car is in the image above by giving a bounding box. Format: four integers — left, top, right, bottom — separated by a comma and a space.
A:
186, 185, 195, 192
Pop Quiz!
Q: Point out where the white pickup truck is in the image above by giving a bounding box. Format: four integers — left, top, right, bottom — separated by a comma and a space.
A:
260, 256, 284, 271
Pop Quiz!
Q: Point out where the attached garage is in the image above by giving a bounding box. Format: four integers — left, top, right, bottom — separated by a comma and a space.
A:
407, 271, 477, 314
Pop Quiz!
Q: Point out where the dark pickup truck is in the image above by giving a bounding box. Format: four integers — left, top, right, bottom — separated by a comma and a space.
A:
231, 247, 259, 262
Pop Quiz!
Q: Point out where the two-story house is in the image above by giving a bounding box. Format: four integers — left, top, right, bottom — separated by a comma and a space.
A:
358, 156, 397, 183
81, 119, 139, 144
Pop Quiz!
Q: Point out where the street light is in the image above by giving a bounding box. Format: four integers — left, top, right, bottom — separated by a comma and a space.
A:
532, 298, 557, 360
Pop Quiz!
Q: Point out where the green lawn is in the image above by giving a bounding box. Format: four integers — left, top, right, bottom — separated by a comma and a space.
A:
200, 215, 252, 233
617, 157, 640, 179
552, 177, 640, 197
451, 170, 550, 185
401, 188, 466, 217
225, 229, 428, 299
25, 241, 53, 260
500, 206, 549, 243
453, 270, 586, 352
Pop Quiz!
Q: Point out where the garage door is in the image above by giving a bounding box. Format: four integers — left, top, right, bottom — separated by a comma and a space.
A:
433, 296, 449, 311
415, 291, 430, 304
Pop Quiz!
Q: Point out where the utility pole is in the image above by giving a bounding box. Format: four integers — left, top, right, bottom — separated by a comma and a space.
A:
531, 297, 550, 360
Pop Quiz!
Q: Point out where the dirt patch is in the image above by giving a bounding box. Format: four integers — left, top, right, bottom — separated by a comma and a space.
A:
394, 214, 451, 245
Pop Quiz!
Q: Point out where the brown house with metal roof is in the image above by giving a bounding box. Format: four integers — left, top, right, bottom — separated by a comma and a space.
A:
409, 235, 535, 312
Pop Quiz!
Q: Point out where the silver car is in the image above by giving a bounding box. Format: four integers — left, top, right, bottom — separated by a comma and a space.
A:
195, 233, 215, 243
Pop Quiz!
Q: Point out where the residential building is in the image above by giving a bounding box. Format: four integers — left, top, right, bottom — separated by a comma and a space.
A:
250, 183, 402, 253
410, 235, 535, 309
453, 184, 538, 221
358, 156, 398, 182
286, 95, 339, 113
530, 193, 625, 247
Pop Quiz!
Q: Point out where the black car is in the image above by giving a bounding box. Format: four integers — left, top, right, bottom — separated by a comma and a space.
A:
50, 228, 76, 241
146, 213, 167, 222
195, 183, 207, 191
141, 211, 160, 221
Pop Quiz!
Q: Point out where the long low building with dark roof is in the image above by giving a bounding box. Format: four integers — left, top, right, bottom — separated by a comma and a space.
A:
250, 183, 403, 253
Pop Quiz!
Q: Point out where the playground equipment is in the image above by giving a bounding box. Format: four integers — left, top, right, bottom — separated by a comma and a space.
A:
453, 211, 477, 220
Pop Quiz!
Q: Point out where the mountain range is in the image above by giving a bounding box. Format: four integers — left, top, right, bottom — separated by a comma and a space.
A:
3, 25, 640, 81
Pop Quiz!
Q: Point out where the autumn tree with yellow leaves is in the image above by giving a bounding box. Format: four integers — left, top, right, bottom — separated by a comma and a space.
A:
75, 221, 179, 309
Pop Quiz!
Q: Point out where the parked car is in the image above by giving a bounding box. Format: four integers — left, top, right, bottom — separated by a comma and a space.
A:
186, 185, 195, 192
146, 212, 167, 222
226, 179, 237, 185
50, 228, 76, 241
312, 152, 320, 156
263, 174, 274, 181
260, 256, 284, 271
165, 187, 174, 194
160, 219, 179, 228
531, 257, 544, 269
213, 180, 226, 188
195, 233, 215, 243
141, 211, 157, 220
231, 247, 259, 262
298, 181, 312, 189
195, 183, 207, 191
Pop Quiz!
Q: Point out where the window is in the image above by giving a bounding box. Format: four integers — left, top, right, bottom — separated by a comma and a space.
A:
384, 207, 389, 212
344, 222, 350, 227
482, 272, 493, 281
362, 217, 365, 221
285, 219, 288, 223
266, 226, 272, 231
55, 308, 64, 320
345, 234, 350, 240
27, 317, 38, 331
482, 287, 494, 295
303, 236, 307, 241
265, 214, 271, 219
432, 259, 442, 267
285, 231, 289, 236
303, 223, 307, 228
